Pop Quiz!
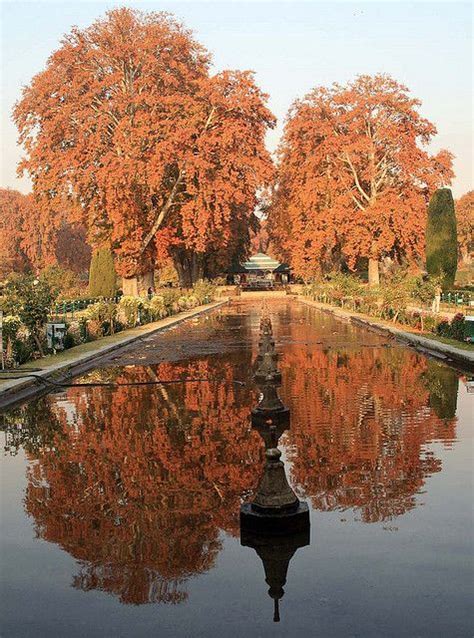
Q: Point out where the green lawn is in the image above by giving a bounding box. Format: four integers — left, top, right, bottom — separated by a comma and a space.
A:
420, 333, 474, 351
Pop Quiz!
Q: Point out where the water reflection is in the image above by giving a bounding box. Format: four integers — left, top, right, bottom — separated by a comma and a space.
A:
240, 311, 310, 623
280, 342, 459, 522
241, 529, 310, 622
3, 359, 262, 605
1, 302, 460, 608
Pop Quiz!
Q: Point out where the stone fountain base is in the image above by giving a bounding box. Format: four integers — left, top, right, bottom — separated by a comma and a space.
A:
240, 502, 310, 535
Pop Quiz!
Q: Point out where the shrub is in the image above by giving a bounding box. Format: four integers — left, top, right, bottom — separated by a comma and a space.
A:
379, 271, 413, 321
2, 274, 57, 357
436, 313, 465, 342
11, 325, 35, 365
65, 321, 83, 347
411, 274, 443, 309
436, 319, 451, 337
426, 188, 457, 288
193, 279, 216, 305
88, 247, 117, 297
83, 301, 117, 335
117, 296, 143, 327
161, 289, 181, 313
422, 314, 439, 334
450, 313, 465, 341
2, 315, 22, 341
148, 295, 168, 320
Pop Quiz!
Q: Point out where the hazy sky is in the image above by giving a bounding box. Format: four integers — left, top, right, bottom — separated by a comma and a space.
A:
1, 1, 472, 196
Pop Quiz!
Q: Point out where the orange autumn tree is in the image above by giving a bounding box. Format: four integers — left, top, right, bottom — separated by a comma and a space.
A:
0, 187, 90, 276
14, 8, 275, 292
0, 188, 33, 277
269, 74, 454, 284
456, 191, 473, 264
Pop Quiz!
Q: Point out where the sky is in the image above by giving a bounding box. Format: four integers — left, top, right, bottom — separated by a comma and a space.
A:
1, 1, 472, 197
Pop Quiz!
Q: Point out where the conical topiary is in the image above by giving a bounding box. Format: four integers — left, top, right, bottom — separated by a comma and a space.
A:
88, 247, 117, 297
425, 188, 457, 288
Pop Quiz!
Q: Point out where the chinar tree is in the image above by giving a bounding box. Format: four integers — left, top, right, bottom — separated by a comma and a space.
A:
455, 191, 473, 265
14, 8, 275, 292
268, 74, 454, 285
426, 188, 458, 288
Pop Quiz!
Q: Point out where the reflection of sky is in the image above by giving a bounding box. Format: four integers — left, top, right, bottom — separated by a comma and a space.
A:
1, 1, 472, 196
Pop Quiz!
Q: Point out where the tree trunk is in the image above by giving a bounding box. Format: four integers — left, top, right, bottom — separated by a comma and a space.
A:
368, 258, 380, 287
171, 248, 204, 288
33, 332, 45, 358
122, 271, 154, 296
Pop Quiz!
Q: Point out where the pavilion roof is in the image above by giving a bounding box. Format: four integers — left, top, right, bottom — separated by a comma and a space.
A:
241, 253, 281, 271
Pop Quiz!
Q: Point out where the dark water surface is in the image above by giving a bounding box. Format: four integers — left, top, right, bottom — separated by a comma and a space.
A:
1, 300, 473, 637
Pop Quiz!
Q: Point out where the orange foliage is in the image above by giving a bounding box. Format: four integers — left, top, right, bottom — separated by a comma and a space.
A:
0, 187, 91, 275
456, 191, 473, 263
22, 359, 262, 604
250, 217, 271, 254
0, 188, 33, 276
55, 222, 92, 274
14, 8, 275, 278
269, 74, 454, 279
279, 321, 458, 522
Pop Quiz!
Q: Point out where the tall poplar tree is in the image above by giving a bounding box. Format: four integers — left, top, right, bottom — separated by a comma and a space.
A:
426, 188, 457, 288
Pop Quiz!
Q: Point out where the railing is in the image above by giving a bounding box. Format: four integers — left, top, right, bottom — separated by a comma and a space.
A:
52, 296, 120, 318
440, 291, 474, 308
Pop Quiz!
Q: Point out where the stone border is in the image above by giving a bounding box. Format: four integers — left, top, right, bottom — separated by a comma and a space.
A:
0, 299, 228, 411
298, 297, 474, 372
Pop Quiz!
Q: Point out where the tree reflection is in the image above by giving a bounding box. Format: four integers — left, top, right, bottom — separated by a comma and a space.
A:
280, 343, 458, 522
1, 307, 460, 605
10, 358, 261, 605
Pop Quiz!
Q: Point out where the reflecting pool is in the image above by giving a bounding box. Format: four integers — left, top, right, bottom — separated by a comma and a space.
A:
1, 300, 472, 637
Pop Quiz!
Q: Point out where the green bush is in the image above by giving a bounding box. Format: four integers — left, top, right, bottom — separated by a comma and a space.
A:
148, 295, 168, 320
88, 247, 117, 298
193, 279, 216, 305
1, 274, 57, 357
117, 296, 144, 327
422, 314, 439, 333
161, 289, 181, 313
435, 313, 465, 342
450, 313, 465, 341
426, 188, 457, 289
83, 301, 117, 335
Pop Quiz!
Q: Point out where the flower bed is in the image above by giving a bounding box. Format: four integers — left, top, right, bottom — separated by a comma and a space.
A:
304, 273, 470, 343
1, 281, 217, 366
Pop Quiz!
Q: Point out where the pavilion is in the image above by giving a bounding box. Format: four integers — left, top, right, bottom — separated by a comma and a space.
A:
228, 253, 291, 288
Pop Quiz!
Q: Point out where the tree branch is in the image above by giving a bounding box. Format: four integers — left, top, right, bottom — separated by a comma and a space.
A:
139, 167, 184, 256
138, 105, 217, 256
343, 152, 370, 203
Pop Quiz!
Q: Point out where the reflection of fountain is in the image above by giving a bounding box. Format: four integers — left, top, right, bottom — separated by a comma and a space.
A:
241, 529, 309, 622
240, 311, 310, 621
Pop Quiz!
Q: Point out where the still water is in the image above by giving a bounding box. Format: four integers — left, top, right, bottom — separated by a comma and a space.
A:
1, 300, 472, 637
